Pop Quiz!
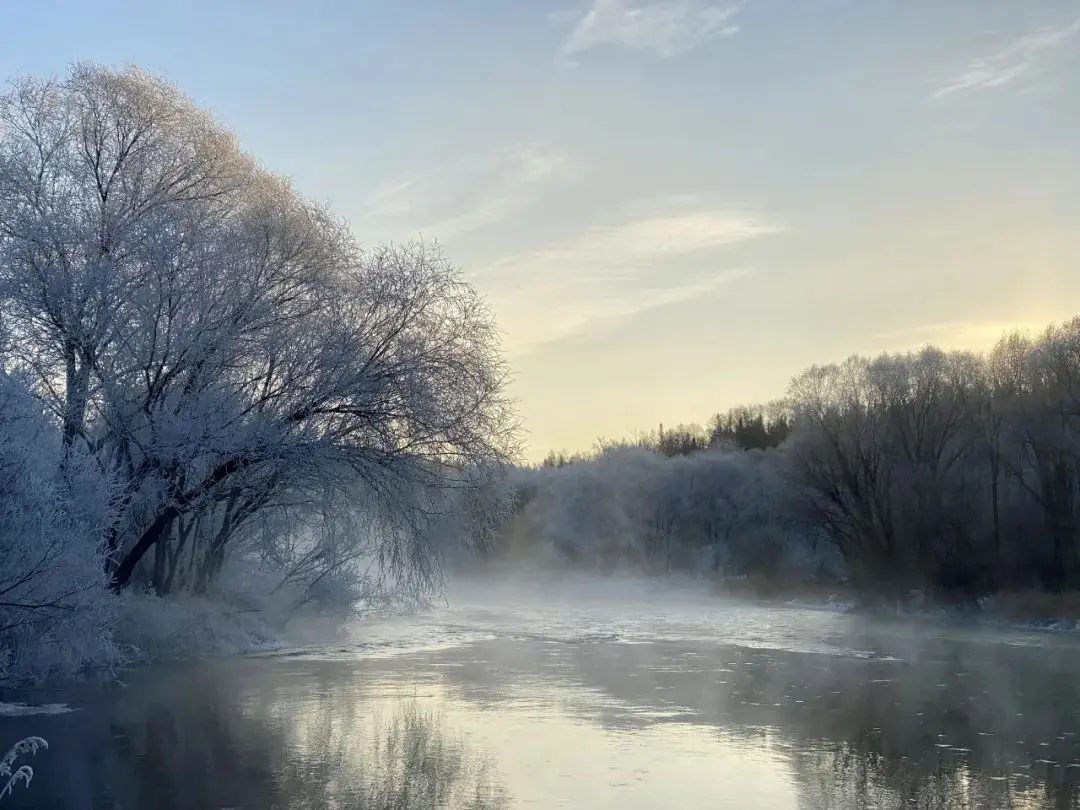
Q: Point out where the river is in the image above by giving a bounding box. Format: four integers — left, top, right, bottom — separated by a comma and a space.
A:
5, 575, 1080, 809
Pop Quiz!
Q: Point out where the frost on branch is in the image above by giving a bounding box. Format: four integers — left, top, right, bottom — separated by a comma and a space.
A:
0, 736, 47, 801
0, 63, 516, 654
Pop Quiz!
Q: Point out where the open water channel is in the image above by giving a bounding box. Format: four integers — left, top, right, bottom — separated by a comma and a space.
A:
6, 576, 1080, 809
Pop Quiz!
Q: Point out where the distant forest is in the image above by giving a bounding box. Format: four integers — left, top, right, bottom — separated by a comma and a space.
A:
485, 318, 1080, 606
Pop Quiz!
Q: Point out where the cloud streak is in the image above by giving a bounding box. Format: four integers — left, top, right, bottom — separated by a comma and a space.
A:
423, 146, 572, 240
932, 17, 1080, 100
559, 0, 744, 63
360, 143, 574, 241
532, 267, 757, 347
478, 202, 781, 353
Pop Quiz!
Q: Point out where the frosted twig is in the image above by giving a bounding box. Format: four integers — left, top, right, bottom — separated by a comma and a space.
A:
0, 736, 47, 800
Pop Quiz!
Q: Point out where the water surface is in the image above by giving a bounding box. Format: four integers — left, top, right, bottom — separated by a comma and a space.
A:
6, 576, 1080, 809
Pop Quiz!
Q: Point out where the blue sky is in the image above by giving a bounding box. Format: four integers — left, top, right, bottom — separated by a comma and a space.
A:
2, 0, 1078, 458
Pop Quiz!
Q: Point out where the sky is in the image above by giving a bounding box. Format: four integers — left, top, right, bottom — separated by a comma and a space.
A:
1, 0, 1078, 460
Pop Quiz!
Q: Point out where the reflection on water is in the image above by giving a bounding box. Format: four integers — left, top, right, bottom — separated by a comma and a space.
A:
1, 663, 509, 809
361, 703, 508, 810
404, 631, 1080, 809
5, 604, 1080, 808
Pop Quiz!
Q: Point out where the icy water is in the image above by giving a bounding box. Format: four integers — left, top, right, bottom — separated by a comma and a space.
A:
8, 576, 1080, 809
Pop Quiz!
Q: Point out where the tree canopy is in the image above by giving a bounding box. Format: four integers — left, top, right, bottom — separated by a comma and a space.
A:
0, 63, 517, 664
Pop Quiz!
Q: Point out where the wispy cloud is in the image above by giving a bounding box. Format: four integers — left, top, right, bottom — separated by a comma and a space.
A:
360, 143, 574, 241
528, 267, 757, 348
361, 177, 416, 220
424, 146, 572, 240
477, 200, 781, 353
932, 17, 1080, 100
557, 0, 744, 64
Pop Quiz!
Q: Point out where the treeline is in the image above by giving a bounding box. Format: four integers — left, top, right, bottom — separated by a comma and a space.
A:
494, 319, 1080, 603
539, 405, 791, 468
496, 445, 829, 583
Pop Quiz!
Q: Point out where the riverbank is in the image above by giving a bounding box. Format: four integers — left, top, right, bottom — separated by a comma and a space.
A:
713, 577, 1080, 634
113, 592, 286, 665
456, 557, 1080, 634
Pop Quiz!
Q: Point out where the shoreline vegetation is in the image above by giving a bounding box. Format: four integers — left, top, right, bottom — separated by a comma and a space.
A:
727, 578, 1080, 632
471, 316, 1080, 632
454, 560, 1080, 636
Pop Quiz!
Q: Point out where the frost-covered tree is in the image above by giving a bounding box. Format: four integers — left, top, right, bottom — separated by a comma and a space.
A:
492, 444, 818, 581
489, 316, 1080, 603
0, 64, 516, 606
786, 348, 987, 593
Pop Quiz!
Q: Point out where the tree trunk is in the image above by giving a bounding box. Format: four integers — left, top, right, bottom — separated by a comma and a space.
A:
152, 532, 169, 596
62, 347, 92, 447
109, 456, 254, 592
110, 507, 180, 592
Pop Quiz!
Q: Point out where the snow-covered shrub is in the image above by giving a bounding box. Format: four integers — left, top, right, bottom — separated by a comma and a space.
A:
0, 373, 120, 682
112, 590, 279, 663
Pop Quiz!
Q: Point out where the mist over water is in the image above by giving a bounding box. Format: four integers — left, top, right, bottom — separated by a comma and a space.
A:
6, 573, 1080, 809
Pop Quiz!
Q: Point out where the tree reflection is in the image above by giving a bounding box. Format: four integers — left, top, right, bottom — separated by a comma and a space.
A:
361, 702, 507, 810
10, 626, 1080, 809
423, 632, 1080, 809
5, 662, 509, 810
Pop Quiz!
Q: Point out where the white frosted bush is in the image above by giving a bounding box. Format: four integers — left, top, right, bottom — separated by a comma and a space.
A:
0, 373, 121, 683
